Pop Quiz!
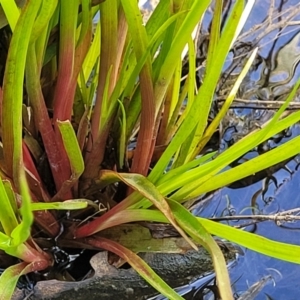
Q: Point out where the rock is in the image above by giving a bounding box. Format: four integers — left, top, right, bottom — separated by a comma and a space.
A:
13, 246, 236, 300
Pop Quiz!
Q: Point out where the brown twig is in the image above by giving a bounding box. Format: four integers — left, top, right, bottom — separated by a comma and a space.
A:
211, 207, 300, 224
216, 98, 300, 110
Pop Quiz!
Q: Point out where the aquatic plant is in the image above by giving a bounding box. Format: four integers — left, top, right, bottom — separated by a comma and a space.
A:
0, 1, 300, 299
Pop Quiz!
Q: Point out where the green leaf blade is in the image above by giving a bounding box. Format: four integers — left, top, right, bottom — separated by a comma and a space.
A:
0, 179, 18, 235
29, 199, 88, 211
86, 237, 185, 300
11, 170, 33, 246
167, 200, 233, 300
2, 0, 42, 182
199, 217, 300, 264
57, 120, 84, 178
100, 171, 198, 250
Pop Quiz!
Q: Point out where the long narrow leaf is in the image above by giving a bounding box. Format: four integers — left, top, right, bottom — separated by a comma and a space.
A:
0, 179, 18, 235
86, 237, 185, 300
2, 0, 41, 182
187, 0, 245, 160
0, 262, 29, 300
144, 0, 211, 183
168, 200, 233, 300
29, 199, 88, 211
30, 0, 58, 43
171, 78, 300, 200
190, 47, 258, 158
0, 0, 20, 31
57, 120, 84, 177
199, 217, 300, 264
95, 171, 197, 250
121, 0, 155, 175
188, 133, 300, 197
0, 257, 49, 300
10, 170, 33, 246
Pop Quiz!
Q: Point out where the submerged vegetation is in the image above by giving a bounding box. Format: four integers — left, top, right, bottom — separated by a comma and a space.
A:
0, 0, 300, 299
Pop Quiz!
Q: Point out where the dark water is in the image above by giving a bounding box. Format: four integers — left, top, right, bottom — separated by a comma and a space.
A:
193, 154, 300, 299
143, 0, 300, 299
193, 0, 300, 299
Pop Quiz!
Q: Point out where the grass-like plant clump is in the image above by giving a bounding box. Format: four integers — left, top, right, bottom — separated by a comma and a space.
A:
0, 1, 299, 299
